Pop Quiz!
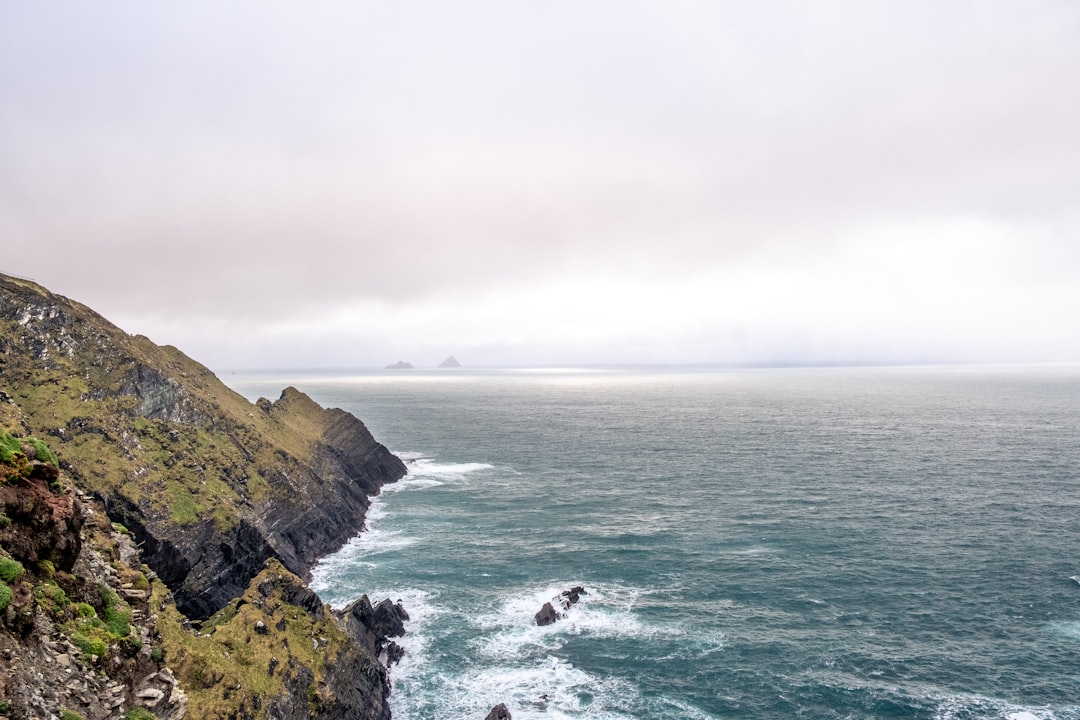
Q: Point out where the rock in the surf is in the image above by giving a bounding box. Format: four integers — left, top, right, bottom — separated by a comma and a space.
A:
534, 601, 560, 626
557, 585, 588, 609
371, 598, 410, 637
485, 703, 512, 720
535, 586, 589, 625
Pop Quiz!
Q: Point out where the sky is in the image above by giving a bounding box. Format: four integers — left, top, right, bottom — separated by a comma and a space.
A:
1, 1, 1078, 369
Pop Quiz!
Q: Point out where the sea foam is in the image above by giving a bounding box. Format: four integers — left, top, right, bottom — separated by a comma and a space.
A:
933, 692, 1077, 720
393, 655, 640, 720
395, 451, 494, 486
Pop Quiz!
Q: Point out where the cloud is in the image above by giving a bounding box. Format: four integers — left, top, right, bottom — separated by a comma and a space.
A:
1, 1, 1078, 366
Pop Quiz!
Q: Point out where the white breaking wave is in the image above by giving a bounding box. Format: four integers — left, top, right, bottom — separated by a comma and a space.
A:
471, 582, 674, 660
1045, 620, 1080, 641
309, 495, 413, 599
383, 452, 494, 492
394, 655, 640, 720
363, 586, 440, 685
934, 694, 1074, 720
313, 450, 492, 595
402, 451, 493, 474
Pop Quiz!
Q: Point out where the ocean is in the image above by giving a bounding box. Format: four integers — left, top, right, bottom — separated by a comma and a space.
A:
224, 365, 1080, 720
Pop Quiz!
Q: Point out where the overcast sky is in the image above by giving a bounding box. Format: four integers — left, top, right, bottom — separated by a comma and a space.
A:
2, 2, 1078, 369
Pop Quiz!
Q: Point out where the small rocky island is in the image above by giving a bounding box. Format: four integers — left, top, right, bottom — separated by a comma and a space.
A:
437, 355, 462, 368
386, 360, 414, 369
534, 586, 589, 626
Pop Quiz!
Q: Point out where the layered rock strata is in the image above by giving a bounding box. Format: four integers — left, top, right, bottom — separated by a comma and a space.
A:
0, 273, 409, 718
0, 273, 406, 618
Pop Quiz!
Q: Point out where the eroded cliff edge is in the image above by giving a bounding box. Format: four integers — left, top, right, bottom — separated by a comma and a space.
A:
0, 273, 405, 618
0, 272, 408, 718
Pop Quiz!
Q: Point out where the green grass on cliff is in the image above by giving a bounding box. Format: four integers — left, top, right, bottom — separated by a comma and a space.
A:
153, 560, 362, 720
0, 558, 24, 583
59, 586, 139, 661
2, 285, 350, 530
0, 429, 57, 482
0, 430, 22, 464
0, 429, 54, 465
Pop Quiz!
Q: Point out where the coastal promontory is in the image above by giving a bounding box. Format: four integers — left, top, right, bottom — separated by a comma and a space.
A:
0, 272, 407, 719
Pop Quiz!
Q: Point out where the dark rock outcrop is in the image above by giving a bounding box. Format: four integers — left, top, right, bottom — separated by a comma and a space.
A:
534, 586, 589, 626
341, 594, 409, 661
485, 703, 512, 720
534, 602, 560, 626
384, 640, 405, 666
558, 585, 588, 609
247, 563, 394, 720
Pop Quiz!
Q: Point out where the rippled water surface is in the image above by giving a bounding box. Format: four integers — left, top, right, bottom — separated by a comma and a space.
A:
225, 366, 1080, 720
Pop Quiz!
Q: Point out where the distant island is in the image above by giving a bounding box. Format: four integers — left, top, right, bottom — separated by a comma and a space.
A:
385, 357, 461, 369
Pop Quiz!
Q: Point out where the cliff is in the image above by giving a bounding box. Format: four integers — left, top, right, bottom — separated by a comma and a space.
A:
0, 273, 406, 618
0, 273, 408, 718
1, 427, 190, 719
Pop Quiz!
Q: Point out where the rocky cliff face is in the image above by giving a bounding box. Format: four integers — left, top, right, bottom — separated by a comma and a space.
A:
0, 273, 409, 718
1, 397, 189, 719
0, 273, 406, 619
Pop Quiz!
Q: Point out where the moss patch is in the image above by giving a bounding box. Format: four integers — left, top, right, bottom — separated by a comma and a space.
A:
0, 429, 56, 482
0, 558, 24, 583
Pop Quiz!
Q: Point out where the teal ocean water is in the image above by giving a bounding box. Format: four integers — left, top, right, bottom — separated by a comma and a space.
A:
225, 366, 1080, 720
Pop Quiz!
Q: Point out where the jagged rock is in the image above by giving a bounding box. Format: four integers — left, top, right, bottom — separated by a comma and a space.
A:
535, 587, 589, 626
485, 702, 513, 720
558, 586, 588, 609
136, 687, 165, 707
342, 595, 409, 642
371, 598, 409, 638
534, 602, 560, 626
383, 641, 405, 666
339, 593, 410, 674
258, 572, 325, 621
437, 355, 462, 368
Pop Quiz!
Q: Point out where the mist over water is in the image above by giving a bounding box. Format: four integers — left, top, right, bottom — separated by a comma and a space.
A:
226, 366, 1080, 720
